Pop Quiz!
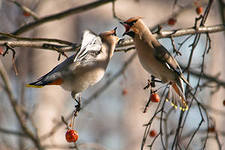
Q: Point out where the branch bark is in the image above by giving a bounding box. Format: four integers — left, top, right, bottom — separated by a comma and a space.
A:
0, 24, 224, 53
0, 60, 44, 150
117, 24, 225, 47
1, 0, 115, 38
187, 69, 225, 88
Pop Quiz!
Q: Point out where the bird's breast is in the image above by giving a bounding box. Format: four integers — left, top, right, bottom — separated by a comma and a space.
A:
60, 62, 106, 93
134, 38, 175, 83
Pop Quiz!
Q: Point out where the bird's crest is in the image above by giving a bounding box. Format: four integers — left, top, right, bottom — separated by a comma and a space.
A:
124, 16, 143, 25
99, 27, 117, 36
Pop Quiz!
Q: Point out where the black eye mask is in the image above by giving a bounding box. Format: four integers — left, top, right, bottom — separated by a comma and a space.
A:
126, 20, 137, 27
125, 31, 135, 38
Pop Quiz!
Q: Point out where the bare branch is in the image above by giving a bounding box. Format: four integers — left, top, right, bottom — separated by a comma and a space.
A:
0, 60, 44, 150
0, 24, 223, 54
7, 0, 39, 20
1, 0, 115, 38
118, 24, 225, 47
0, 40, 77, 52
185, 68, 225, 88
0, 128, 27, 137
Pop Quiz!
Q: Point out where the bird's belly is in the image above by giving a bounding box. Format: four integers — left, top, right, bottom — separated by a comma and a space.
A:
60, 65, 105, 93
137, 49, 175, 83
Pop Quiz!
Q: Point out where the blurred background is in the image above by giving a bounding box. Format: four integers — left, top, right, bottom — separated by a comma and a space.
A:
0, 0, 225, 150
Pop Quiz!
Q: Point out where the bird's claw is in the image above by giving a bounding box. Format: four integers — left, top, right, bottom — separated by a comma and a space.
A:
74, 98, 81, 112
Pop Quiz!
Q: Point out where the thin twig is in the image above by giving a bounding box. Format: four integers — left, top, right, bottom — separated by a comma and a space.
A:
7, 0, 39, 20
0, 60, 44, 150
1, 0, 115, 38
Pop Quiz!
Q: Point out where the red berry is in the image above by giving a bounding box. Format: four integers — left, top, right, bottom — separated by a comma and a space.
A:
150, 93, 160, 103
0, 47, 4, 55
23, 11, 30, 17
196, 7, 203, 15
65, 129, 78, 143
149, 130, 157, 137
122, 89, 128, 96
168, 18, 177, 26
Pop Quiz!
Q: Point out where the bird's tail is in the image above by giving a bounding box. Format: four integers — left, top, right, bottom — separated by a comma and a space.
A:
26, 77, 63, 88
166, 78, 189, 111
26, 80, 44, 88
180, 74, 192, 88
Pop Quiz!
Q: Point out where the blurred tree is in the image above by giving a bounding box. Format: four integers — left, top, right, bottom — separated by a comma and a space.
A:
0, 0, 225, 150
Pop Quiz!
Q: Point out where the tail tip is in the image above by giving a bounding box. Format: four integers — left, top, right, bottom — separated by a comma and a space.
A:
25, 84, 43, 88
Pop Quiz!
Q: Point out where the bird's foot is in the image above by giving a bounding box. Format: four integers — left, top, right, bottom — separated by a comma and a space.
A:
74, 98, 81, 113
144, 76, 161, 90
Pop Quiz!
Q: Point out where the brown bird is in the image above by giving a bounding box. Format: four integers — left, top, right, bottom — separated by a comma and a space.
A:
121, 17, 191, 111
27, 28, 119, 104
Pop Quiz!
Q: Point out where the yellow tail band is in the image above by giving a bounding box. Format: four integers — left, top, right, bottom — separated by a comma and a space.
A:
166, 98, 188, 111
25, 84, 43, 88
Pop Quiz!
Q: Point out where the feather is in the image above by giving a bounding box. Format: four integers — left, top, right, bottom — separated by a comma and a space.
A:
74, 30, 102, 62
26, 30, 103, 88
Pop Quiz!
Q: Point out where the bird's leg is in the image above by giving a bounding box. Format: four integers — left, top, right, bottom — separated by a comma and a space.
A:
69, 92, 82, 129
150, 75, 163, 86
143, 75, 155, 113
71, 91, 81, 110
75, 94, 81, 112
143, 75, 162, 90
150, 75, 156, 88
143, 75, 163, 113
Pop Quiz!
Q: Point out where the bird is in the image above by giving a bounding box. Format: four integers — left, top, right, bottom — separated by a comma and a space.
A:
120, 17, 191, 111
26, 28, 119, 105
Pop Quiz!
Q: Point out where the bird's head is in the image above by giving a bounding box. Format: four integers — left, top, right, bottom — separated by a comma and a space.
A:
120, 16, 143, 38
99, 27, 119, 44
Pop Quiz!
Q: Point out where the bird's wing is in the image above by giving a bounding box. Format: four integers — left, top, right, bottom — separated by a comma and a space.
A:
152, 43, 190, 110
27, 30, 103, 87
153, 43, 191, 87
74, 30, 102, 62
26, 54, 76, 87
153, 43, 181, 74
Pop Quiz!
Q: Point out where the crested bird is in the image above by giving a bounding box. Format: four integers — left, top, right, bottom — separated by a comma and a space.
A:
26, 28, 119, 105
120, 17, 191, 111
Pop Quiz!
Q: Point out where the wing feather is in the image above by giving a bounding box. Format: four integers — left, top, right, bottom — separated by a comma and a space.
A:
74, 30, 102, 62
27, 30, 102, 87
153, 43, 181, 74
153, 43, 191, 87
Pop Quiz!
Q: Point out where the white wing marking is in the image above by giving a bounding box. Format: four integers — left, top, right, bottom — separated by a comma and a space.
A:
74, 30, 102, 62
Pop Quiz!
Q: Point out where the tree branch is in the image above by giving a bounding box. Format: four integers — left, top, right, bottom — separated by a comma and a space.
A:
1, 0, 115, 38
0, 60, 44, 150
118, 24, 225, 47
186, 68, 225, 88
0, 128, 27, 137
0, 24, 224, 53
0, 40, 77, 53
7, 0, 39, 20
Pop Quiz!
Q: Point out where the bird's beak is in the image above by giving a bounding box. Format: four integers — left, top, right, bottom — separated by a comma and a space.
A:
120, 22, 131, 36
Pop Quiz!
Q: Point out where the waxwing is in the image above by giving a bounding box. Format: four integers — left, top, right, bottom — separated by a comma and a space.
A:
121, 17, 191, 111
27, 28, 119, 102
